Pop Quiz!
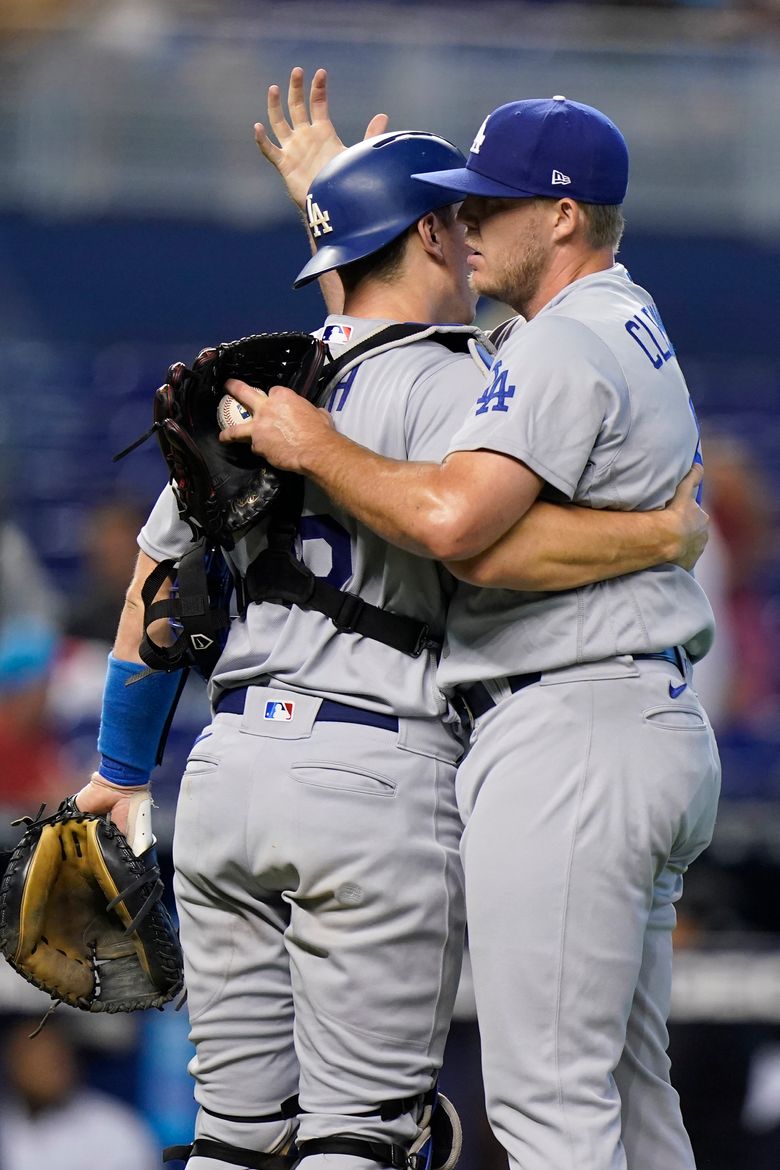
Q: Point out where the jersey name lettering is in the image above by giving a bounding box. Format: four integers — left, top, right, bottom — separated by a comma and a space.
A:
306, 194, 334, 237
475, 359, 516, 414
624, 303, 675, 369
325, 366, 358, 412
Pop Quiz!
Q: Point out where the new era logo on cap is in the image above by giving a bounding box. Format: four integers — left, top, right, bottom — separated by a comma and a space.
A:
412, 96, 629, 206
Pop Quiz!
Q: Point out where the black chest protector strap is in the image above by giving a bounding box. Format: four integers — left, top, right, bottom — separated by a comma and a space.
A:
242, 521, 438, 658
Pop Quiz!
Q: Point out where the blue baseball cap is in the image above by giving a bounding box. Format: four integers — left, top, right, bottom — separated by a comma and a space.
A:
412, 97, 629, 205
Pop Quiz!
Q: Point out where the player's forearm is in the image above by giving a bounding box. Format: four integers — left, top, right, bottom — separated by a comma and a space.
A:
301, 432, 464, 559
446, 502, 679, 591
113, 551, 170, 663
97, 551, 180, 794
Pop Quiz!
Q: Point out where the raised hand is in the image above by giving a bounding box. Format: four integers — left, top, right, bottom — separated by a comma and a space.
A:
255, 66, 388, 208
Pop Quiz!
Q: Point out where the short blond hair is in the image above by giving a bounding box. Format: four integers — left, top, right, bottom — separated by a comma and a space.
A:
579, 202, 625, 251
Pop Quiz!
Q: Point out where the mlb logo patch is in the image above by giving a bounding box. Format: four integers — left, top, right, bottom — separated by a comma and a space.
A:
264, 700, 295, 721
322, 323, 353, 344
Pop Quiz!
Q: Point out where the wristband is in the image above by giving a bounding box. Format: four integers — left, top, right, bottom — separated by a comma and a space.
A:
97, 654, 182, 786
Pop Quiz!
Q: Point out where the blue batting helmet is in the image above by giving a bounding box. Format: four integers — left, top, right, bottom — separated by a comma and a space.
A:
294, 131, 467, 288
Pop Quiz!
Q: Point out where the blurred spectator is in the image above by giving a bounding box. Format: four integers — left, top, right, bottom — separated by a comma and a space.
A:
0, 517, 75, 809
0, 518, 62, 634
0, 0, 95, 36
64, 498, 146, 645
49, 496, 209, 805
742, 1038, 780, 1169
0, 1014, 158, 1170
698, 432, 779, 730
43, 498, 147, 785
0, 632, 78, 810
688, 512, 734, 727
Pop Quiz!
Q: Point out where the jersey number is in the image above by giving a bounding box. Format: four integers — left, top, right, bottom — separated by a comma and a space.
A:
299, 514, 352, 589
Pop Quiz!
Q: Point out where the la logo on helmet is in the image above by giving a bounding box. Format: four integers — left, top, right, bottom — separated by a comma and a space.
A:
307, 194, 334, 237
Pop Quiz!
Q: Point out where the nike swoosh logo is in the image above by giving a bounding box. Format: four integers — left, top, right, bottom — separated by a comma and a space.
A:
669, 681, 688, 699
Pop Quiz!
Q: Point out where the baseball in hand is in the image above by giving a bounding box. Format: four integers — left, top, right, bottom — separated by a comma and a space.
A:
216, 388, 265, 430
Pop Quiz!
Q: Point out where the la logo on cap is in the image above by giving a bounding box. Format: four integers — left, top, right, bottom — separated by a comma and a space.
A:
470, 116, 489, 155
551, 170, 571, 185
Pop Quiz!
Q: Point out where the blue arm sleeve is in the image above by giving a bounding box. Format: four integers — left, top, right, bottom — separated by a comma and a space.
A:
97, 654, 183, 786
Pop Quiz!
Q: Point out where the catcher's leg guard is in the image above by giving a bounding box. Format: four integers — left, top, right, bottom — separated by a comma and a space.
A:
294, 1093, 461, 1170
163, 1138, 296, 1169
164, 1106, 299, 1170
413, 1093, 462, 1170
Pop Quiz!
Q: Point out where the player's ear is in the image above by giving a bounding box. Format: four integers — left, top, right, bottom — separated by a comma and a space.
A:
550, 198, 580, 243
416, 212, 445, 260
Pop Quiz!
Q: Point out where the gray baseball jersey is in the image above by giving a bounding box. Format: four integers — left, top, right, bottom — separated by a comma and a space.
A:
438, 263, 715, 690
139, 317, 488, 718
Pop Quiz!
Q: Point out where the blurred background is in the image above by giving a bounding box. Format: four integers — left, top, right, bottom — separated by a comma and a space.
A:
1, 1, 780, 1167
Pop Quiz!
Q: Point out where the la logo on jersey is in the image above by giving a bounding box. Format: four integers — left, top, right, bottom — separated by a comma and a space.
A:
475, 359, 516, 415
551, 169, 571, 186
470, 116, 489, 154
264, 700, 295, 721
306, 194, 333, 238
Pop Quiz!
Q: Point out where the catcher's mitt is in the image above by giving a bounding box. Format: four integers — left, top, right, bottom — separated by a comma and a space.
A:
0, 799, 183, 1013
152, 332, 327, 548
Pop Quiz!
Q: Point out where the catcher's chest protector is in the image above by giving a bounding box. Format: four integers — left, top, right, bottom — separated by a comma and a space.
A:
138, 324, 493, 674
